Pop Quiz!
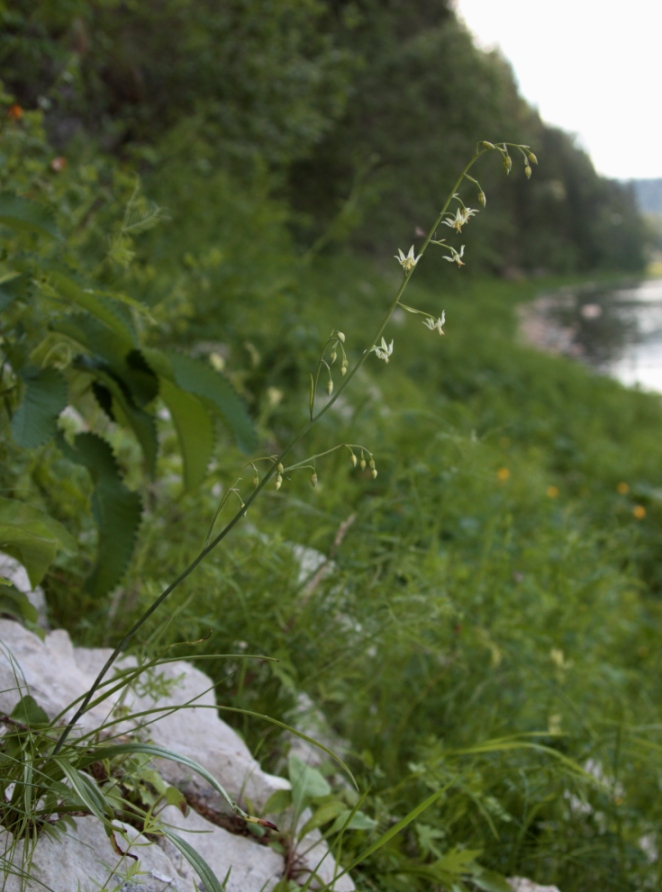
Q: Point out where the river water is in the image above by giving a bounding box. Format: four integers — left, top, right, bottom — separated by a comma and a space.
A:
520, 279, 662, 393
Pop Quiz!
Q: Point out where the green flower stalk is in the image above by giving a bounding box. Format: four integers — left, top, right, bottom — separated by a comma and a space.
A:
53, 139, 536, 755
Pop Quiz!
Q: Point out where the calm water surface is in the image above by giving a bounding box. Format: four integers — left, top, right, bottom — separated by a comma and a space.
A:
521, 279, 662, 393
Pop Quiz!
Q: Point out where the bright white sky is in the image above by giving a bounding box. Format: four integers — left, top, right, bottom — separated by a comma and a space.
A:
453, 0, 662, 181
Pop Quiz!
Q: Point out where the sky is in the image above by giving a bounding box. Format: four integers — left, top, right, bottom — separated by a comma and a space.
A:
452, 0, 662, 181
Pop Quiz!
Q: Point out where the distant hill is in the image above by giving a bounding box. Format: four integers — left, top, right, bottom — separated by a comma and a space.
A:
631, 179, 662, 216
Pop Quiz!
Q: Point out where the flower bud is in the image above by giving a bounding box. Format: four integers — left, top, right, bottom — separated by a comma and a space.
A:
371, 468, 378, 479
360, 457, 366, 471
275, 474, 283, 490
341, 359, 348, 376
369, 457, 376, 470
478, 191, 487, 207
252, 476, 259, 488
330, 350, 337, 364
503, 154, 512, 174
277, 463, 284, 474
527, 151, 538, 165
351, 453, 358, 468
524, 163, 532, 180
326, 379, 334, 396
311, 472, 318, 487
337, 331, 345, 343
481, 141, 496, 150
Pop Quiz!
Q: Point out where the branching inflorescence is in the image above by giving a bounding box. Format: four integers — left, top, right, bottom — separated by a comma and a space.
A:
53, 139, 536, 762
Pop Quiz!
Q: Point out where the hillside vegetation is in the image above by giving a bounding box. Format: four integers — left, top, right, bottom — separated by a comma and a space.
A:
1, 3, 661, 891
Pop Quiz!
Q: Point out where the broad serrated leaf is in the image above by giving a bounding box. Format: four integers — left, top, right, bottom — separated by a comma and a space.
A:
159, 377, 214, 490
0, 192, 60, 239
0, 497, 76, 587
0, 272, 25, 313
0, 583, 38, 629
146, 350, 257, 454
73, 359, 158, 476
56, 433, 142, 596
47, 273, 137, 342
10, 366, 68, 448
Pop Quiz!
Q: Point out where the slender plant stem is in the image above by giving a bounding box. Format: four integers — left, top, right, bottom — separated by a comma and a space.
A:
53, 147, 491, 754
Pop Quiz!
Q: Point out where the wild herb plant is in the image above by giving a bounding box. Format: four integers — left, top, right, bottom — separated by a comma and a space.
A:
53, 139, 538, 753
2, 139, 544, 891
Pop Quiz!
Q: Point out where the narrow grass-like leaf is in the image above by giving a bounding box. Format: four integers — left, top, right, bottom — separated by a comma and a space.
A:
337, 782, 454, 880
77, 742, 238, 813
53, 758, 114, 824
160, 826, 225, 892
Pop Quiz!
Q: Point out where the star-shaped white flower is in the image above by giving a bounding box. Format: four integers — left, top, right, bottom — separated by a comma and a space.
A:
422, 310, 446, 335
370, 337, 394, 363
442, 207, 478, 232
443, 245, 465, 268
394, 246, 421, 273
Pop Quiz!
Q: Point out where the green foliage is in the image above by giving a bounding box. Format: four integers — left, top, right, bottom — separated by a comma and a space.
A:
0, 98, 257, 596
56, 432, 142, 596
0, 496, 75, 587
0, 8, 658, 891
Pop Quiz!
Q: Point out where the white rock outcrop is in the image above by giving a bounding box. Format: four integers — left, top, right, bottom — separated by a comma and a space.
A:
0, 619, 354, 892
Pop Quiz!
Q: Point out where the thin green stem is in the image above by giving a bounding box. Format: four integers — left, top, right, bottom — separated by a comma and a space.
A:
52, 146, 493, 754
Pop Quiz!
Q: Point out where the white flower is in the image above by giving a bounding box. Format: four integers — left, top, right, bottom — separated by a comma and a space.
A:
370, 337, 394, 363
443, 245, 465, 268
441, 207, 478, 232
394, 245, 421, 273
422, 310, 446, 335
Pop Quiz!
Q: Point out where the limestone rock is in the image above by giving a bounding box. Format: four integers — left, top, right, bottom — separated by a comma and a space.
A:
0, 620, 356, 892
159, 805, 284, 892
0, 620, 290, 813
0, 817, 196, 892
508, 878, 562, 892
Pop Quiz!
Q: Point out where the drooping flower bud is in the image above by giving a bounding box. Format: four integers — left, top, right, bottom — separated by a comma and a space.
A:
360, 457, 366, 471
371, 468, 378, 479
330, 350, 337, 364
337, 331, 346, 343
351, 453, 358, 468
326, 379, 334, 396
503, 154, 512, 174
527, 151, 538, 165
275, 474, 283, 490
478, 191, 487, 207
311, 471, 318, 487
277, 463, 284, 474
524, 163, 532, 180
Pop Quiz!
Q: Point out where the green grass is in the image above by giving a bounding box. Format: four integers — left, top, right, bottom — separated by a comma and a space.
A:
41, 241, 662, 890
4, 139, 658, 889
